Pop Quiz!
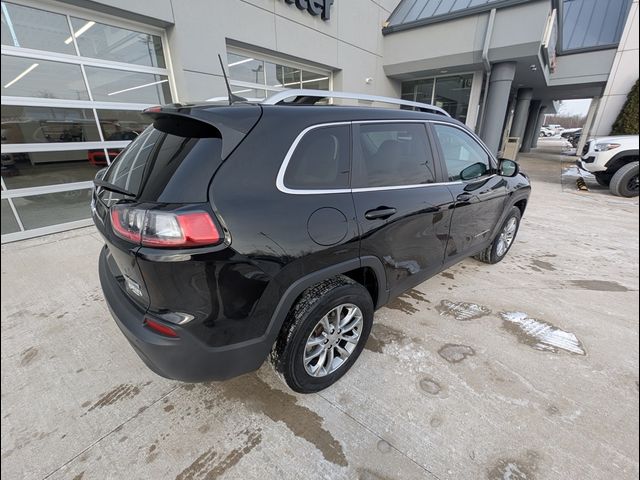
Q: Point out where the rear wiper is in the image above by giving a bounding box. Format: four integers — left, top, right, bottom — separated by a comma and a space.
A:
93, 179, 136, 197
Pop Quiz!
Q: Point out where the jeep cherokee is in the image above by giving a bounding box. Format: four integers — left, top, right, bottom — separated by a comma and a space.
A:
93, 90, 531, 393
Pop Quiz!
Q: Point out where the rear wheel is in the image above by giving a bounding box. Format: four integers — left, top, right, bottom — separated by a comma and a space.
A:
271, 275, 373, 393
474, 207, 521, 264
609, 162, 639, 197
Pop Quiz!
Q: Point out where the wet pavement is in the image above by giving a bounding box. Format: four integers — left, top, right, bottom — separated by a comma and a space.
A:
2, 141, 639, 479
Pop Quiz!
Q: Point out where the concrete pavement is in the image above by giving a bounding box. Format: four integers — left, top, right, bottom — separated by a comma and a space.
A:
1, 143, 638, 479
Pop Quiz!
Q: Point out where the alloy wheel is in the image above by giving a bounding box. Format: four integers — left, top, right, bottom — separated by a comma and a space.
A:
496, 216, 517, 257
303, 303, 363, 377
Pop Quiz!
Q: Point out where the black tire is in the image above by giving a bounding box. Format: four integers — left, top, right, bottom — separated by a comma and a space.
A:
474, 207, 522, 264
609, 162, 639, 198
594, 172, 611, 187
270, 275, 373, 393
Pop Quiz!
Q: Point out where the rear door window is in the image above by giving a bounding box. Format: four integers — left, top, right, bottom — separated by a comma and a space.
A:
283, 125, 350, 190
354, 123, 436, 188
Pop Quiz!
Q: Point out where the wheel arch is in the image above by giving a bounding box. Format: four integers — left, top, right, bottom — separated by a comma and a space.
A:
605, 150, 639, 173
264, 256, 388, 346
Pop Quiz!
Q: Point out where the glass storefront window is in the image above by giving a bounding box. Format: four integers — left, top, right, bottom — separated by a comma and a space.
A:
230, 88, 266, 100
70, 17, 166, 68
96, 109, 151, 141
301, 70, 330, 90
11, 188, 92, 230
228, 53, 265, 84
1, 2, 76, 55
1, 199, 20, 234
266, 62, 300, 88
1, 105, 100, 144
227, 51, 331, 93
401, 74, 472, 123
1, 55, 89, 100
1, 149, 103, 189
433, 75, 472, 123
84, 66, 171, 104
401, 78, 434, 104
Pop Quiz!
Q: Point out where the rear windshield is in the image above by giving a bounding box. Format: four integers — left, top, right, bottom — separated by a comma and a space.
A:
102, 124, 223, 203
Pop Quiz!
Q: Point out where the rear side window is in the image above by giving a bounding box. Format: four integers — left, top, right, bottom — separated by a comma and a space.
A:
283, 125, 350, 190
102, 123, 223, 203
355, 123, 436, 188
103, 126, 160, 195
433, 124, 491, 181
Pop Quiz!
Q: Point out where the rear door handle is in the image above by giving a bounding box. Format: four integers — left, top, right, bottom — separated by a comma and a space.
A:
365, 207, 397, 220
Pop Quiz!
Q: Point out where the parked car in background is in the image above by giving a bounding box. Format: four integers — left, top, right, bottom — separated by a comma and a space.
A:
545, 124, 564, 134
92, 90, 531, 393
539, 126, 554, 137
579, 135, 639, 197
562, 128, 582, 148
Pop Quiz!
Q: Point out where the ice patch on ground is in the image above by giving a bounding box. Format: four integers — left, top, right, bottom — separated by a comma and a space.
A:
500, 311, 586, 355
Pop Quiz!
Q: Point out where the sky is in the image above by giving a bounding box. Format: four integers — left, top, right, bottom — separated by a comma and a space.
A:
557, 98, 592, 116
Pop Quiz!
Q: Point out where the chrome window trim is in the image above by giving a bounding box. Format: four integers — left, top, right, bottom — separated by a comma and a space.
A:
276, 122, 352, 195
276, 120, 467, 195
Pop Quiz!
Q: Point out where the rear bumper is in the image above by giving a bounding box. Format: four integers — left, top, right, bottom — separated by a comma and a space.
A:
99, 246, 270, 382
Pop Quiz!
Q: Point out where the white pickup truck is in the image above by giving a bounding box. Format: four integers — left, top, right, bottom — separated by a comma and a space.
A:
578, 135, 639, 197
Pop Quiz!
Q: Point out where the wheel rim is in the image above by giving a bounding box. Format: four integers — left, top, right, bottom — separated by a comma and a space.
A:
303, 303, 363, 377
627, 174, 639, 193
496, 216, 517, 257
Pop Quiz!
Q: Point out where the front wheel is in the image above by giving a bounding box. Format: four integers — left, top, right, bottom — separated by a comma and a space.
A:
271, 275, 373, 393
609, 162, 639, 197
474, 207, 522, 264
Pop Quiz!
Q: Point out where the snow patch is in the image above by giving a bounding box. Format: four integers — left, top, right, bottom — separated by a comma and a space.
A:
500, 311, 585, 355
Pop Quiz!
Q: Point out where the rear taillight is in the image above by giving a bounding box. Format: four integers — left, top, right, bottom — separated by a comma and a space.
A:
110, 205, 221, 247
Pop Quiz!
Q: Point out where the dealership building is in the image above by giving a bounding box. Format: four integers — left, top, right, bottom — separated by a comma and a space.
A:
1, 0, 638, 242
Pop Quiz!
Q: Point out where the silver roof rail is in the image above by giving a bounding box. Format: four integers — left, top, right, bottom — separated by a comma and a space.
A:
262, 89, 451, 116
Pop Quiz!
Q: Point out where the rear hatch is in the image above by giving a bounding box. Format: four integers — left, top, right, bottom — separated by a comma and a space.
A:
92, 103, 262, 308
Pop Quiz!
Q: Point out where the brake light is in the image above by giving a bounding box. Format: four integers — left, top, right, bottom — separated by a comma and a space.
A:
144, 318, 179, 337
143, 105, 162, 114
110, 206, 144, 243
110, 205, 221, 247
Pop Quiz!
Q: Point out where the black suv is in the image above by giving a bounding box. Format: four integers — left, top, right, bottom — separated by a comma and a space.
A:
93, 90, 531, 393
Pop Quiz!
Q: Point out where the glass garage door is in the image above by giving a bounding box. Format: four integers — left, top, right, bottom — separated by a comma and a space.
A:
1, 1, 173, 242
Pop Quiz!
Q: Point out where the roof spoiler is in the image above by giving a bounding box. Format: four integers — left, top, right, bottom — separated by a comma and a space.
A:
143, 104, 262, 159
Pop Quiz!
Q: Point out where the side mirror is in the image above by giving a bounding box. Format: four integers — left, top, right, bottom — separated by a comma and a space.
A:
460, 162, 488, 181
498, 159, 519, 177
